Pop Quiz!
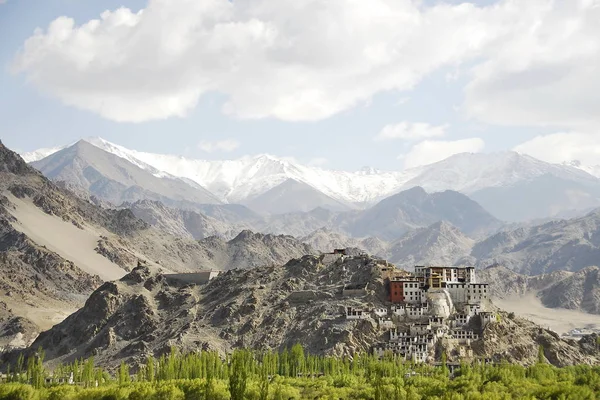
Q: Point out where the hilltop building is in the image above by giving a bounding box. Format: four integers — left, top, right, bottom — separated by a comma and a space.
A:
341, 261, 495, 363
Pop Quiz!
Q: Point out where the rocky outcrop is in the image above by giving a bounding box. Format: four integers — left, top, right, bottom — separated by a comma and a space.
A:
474, 312, 599, 367
538, 267, 600, 314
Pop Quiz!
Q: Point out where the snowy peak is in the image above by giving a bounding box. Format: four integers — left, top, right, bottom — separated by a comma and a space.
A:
30, 140, 222, 207
21, 138, 600, 220
404, 151, 598, 194
20, 143, 72, 163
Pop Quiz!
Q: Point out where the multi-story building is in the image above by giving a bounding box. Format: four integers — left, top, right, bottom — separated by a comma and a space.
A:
390, 266, 487, 305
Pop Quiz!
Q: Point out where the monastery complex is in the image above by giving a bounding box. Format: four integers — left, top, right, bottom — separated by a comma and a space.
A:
332, 250, 496, 363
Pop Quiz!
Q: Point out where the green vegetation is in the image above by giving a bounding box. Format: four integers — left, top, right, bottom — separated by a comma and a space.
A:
1, 345, 599, 399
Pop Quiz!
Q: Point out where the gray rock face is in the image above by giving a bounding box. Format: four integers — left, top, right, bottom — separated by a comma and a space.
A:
31, 140, 221, 208
538, 267, 600, 314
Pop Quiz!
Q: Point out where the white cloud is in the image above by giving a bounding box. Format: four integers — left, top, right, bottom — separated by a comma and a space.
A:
513, 132, 600, 165
11, 0, 512, 123
375, 122, 448, 142
197, 139, 240, 153
465, 0, 600, 132
13, 0, 600, 131
402, 138, 485, 169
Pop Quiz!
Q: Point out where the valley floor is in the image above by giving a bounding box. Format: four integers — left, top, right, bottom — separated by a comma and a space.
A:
494, 294, 600, 336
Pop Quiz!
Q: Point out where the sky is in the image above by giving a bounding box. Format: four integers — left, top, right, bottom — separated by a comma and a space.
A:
1, 0, 599, 171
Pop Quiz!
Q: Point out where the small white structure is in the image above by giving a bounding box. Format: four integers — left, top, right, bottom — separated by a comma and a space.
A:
392, 305, 406, 316
450, 329, 479, 344
451, 314, 471, 328
410, 323, 431, 336
406, 304, 429, 320
378, 318, 395, 329
479, 311, 496, 328
373, 308, 388, 317
346, 307, 369, 320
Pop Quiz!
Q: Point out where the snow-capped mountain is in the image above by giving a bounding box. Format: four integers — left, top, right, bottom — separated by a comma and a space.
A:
404, 152, 598, 194
27, 137, 415, 204
22, 137, 600, 221
563, 160, 600, 179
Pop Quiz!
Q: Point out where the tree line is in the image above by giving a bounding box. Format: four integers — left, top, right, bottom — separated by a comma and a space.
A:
0, 344, 599, 399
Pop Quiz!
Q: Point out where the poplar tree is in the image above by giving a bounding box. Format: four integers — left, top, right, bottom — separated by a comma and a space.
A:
118, 361, 130, 385
229, 350, 249, 400
146, 355, 155, 382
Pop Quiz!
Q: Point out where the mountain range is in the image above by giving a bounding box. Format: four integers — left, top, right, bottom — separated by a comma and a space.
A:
23, 137, 600, 222
0, 140, 314, 349
4, 138, 600, 369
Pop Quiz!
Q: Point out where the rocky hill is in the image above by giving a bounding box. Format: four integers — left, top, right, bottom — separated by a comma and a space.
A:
538, 267, 600, 314
12, 255, 600, 370
300, 228, 388, 257
476, 265, 571, 299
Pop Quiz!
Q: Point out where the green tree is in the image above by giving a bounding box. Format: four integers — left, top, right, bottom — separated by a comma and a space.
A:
537, 345, 546, 364
259, 358, 270, 400
146, 355, 155, 382
229, 350, 250, 400
118, 361, 130, 385
289, 343, 305, 377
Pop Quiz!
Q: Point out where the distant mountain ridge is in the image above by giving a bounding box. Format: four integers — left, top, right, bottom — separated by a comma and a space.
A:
22, 137, 600, 221
31, 140, 221, 208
